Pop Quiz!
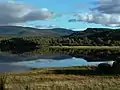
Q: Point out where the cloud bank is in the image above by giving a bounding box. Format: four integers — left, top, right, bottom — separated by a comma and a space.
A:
69, 0, 120, 27
0, 2, 53, 25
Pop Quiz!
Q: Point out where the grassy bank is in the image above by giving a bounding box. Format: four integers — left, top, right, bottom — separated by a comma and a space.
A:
0, 66, 120, 90
51, 46, 120, 49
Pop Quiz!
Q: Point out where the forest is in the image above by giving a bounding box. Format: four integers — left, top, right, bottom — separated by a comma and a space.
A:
1, 28, 120, 51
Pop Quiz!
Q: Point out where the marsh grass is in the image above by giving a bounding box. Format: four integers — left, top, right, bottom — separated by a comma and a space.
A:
1, 66, 120, 90
0, 73, 8, 90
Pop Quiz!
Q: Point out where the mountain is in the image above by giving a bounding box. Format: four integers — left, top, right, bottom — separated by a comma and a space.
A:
67, 28, 119, 39
53, 28, 120, 46
0, 26, 74, 36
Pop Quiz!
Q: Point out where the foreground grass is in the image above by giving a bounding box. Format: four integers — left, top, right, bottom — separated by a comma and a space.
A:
1, 66, 120, 90
51, 46, 120, 49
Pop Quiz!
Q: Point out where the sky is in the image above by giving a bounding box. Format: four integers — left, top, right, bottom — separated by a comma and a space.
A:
0, 0, 120, 30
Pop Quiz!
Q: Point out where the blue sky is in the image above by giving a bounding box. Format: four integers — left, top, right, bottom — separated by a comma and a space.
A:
21, 0, 103, 30
0, 0, 120, 30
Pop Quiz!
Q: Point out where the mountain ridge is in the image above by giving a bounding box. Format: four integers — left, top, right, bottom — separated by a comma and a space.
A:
0, 26, 119, 37
0, 26, 74, 36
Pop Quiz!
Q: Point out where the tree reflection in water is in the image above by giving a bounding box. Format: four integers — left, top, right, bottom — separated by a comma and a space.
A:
50, 48, 120, 74
0, 47, 120, 74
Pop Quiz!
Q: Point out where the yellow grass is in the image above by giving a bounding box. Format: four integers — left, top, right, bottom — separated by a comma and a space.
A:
51, 46, 120, 49
0, 66, 120, 90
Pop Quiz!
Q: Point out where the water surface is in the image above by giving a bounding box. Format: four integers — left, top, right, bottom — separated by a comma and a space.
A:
0, 48, 118, 72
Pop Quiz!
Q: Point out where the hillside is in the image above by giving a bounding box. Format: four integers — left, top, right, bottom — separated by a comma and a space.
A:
0, 26, 74, 37
67, 28, 113, 38
52, 28, 120, 46
1, 27, 120, 46
68, 28, 120, 40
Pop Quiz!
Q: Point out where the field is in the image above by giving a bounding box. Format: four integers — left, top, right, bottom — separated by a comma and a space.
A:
0, 66, 120, 90
51, 46, 120, 49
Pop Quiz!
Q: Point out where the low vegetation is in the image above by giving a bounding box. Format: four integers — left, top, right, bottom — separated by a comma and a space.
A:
0, 66, 120, 90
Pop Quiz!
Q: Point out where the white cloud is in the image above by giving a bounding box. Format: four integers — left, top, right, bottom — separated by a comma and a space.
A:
34, 25, 60, 29
93, 0, 120, 14
69, 13, 120, 26
0, 2, 53, 25
69, 0, 120, 27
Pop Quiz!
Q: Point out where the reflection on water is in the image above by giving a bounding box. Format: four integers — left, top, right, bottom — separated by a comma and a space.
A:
0, 48, 120, 73
12, 58, 114, 68
49, 48, 120, 62
0, 63, 29, 72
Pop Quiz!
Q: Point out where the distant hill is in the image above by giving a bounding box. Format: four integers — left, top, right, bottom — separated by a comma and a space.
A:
53, 28, 120, 46
0, 26, 74, 37
67, 28, 120, 39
